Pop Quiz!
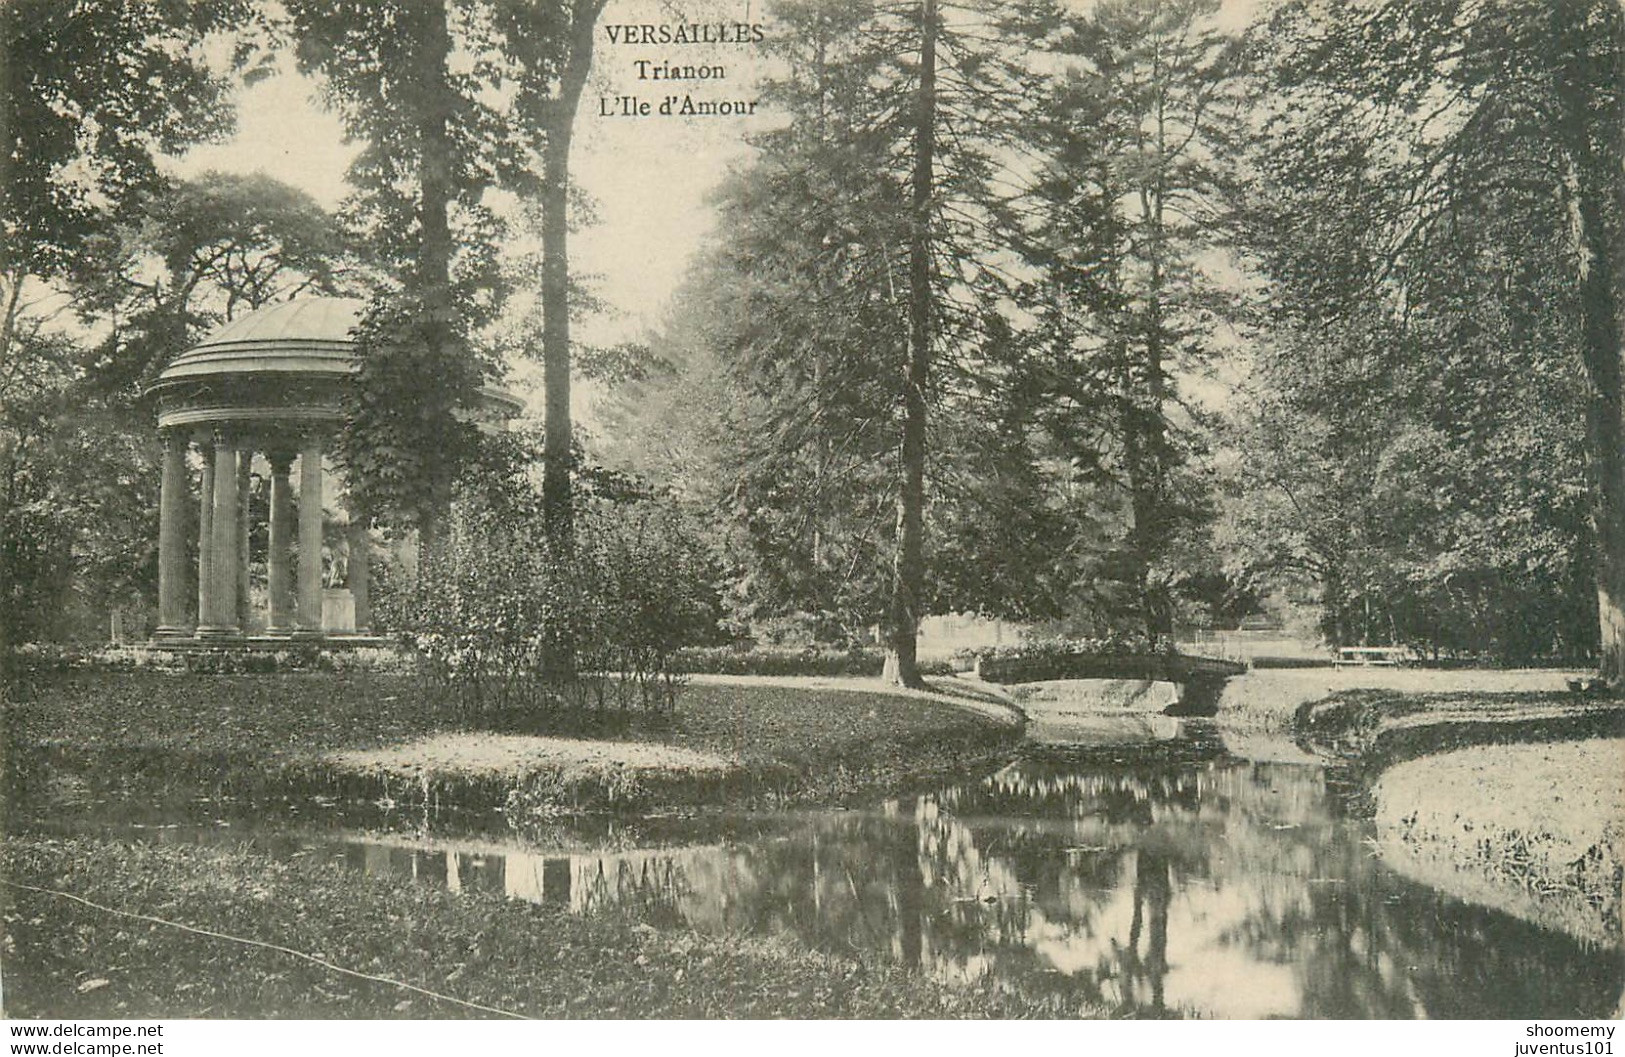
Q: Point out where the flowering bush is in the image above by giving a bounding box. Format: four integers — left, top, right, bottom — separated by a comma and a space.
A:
382, 493, 723, 716
954, 634, 1174, 680
671, 645, 956, 678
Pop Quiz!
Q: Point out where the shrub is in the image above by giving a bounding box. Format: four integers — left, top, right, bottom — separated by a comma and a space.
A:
955, 633, 1165, 667
1248, 654, 1334, 669
571, 500, 723, 711
956, 634, 1172, 681
671, 645, 956, 679
673, 645, 886, 677
385, 493, 723, 717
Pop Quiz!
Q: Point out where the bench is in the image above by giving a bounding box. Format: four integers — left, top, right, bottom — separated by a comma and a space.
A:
1335, 646, 1407, 668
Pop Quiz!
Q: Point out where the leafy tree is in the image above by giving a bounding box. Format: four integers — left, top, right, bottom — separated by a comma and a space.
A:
1222, 298, 1595, 660
1, 0, 257, 430
922, 331, 1082, 627
612, 0, 1025, 679
1, 171, 360, 648
286, 0, 524, 544
604, 227, 900, 643
1237, 0, 1620, 672
74, 171, 365, 392
0, 328, 104, 646
487, 0, 608, 545
128, 171, 360, 320
289, 0, 619, 557
0, 0, 262, 654
1, 0, 259, 293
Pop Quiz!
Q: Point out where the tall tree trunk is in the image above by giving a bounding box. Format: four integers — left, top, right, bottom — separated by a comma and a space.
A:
1575, 176, 1625, 686
1131, 64, 1174, 644
538, 0, 604, 685
0, 441, 15, 685
1118, 353, 1161, 643
1123, 267, 1172, 643
1575, 187, 1623, 687
418, 0, 455, 550
884, 0, 936, 690
1557, 2, 1625, 687
541, 0, 606, 548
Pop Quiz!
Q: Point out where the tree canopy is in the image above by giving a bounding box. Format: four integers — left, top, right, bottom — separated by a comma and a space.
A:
3, 0, 1620, 685
1227, 0, 1622, 669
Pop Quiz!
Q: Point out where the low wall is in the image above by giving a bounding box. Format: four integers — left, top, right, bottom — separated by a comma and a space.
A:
973, 652, 1244, 684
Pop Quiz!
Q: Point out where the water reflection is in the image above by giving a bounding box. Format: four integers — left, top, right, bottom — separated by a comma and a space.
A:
12, 747, 1620, 1018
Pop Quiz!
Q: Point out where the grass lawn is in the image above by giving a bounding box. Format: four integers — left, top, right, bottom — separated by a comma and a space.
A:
1374, 739, 1624, 947
4, 671, 1020, 811
1255, 672, 1625, 946
0, 835, 1090, 1019
2, 673, 1045, 1017
1215, 667, 1595, 734
1292, 685, 1625, 766
5, 672, 1005, 760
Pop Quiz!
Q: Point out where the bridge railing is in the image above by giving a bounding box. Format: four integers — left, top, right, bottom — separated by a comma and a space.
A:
972, 651, 1246, 685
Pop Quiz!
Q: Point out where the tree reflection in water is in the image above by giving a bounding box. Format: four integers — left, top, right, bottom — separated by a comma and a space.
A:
1121, 846, 1172, 1015
492, 746, 1620, 1019
35, 726, 1620, 1018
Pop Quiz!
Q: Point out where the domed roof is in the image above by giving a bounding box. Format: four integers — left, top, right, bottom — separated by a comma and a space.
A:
150, 295, 524, 425
197, 296, 366, 346
155, 296, 366, 385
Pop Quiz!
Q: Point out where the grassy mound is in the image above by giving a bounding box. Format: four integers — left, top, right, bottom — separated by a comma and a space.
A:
0, 836, 1094, 1019
4, 672, 1019, 813
1374, 740, 1624, 948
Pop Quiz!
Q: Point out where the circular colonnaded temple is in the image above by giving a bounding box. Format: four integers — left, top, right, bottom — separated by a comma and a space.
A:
146, 296, 520, 642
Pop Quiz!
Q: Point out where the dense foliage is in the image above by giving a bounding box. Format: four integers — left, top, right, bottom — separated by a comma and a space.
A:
0, 3, 263, 652
0, 8, 368, 658
603, 0, 1252, 650
3, 0, 1620, 684
378, 469, 723, 714
286, 0, 506, 541
1004, 0, 1246, 640
1224, 0, 1622, 666
287, 0, 606, 547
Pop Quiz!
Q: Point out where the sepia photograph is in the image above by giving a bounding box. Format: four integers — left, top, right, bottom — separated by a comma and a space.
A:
1, 0, 1621, 1040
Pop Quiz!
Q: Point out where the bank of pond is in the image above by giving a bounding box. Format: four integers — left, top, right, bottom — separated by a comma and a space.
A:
3, 670, 1621, 1019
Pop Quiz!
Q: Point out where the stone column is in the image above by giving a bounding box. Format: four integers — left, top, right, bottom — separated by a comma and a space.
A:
236, 449, 252, 630
195, 438, 216, 632
296, 438, 324, 637
155, 430, 190, 637
266, 452, 296, 634
197, 431, 241, 637
349, 518, 371, 633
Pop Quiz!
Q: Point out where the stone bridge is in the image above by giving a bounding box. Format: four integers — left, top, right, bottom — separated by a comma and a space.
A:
972, 652, 1247, 716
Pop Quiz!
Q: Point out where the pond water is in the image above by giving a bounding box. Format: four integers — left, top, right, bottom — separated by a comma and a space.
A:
11, 720, 1622, 1019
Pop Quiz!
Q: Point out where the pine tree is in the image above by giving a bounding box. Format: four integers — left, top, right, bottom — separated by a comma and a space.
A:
651, 0, 1025, 677
1007, 0, 1246, 641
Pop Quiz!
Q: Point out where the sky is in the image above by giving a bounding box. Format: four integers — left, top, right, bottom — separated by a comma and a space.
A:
168, 0, 1261, 419
172, 0, 776, 353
